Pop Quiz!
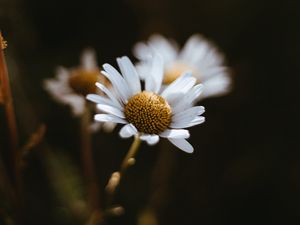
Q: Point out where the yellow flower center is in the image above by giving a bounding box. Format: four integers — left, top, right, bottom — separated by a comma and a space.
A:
124, 91, 172, 134
164, 62, 199, 84
68, 69, 101, 96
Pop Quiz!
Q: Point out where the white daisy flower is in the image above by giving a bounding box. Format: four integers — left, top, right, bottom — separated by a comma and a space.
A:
44, 49, 116, 131
133, 34, 232, 100
44, 48, 104, 116
86, 55, 205, 153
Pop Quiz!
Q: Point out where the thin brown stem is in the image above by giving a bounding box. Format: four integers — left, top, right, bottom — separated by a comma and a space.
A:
80, 106, 101, 211
0, 32, 21, 195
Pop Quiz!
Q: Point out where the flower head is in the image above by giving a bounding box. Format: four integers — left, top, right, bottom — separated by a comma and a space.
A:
44, 48, 106, 116
87, 55, 205, 153
134, 34, 232, 100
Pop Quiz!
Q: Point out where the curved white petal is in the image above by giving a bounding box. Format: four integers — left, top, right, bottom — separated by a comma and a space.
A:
97, 104, 125, 118
161, 72, 194, 99
140, 134, 160, 145
86, 94, 117, 108
168, 138, 194, 153
151, 54, 164, 93
179, 35, 209, 64
94, 114, 127, 124
102, 64, 131, 103
188, 84, 204, 102
179, 34, 202, 61
117, 56, 141, 95
171, 84, 203, 114
145, 54, 164, 93
170, 116, 205, 129
95, 82, 123, 109
159, 129, 190, 139
119, 124, 138, 138
172, 106, 205, 122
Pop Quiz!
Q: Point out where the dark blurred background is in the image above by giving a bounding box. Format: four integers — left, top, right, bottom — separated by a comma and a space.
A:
0, 0, 299, 225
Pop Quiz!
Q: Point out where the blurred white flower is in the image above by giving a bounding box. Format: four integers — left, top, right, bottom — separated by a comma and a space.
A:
134, 34, 232, 100
44, 48, 116, 132
87, 55, 205, 153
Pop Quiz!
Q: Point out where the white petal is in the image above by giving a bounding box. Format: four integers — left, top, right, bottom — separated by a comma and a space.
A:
164, 76, 197, 106
135, 61, 151, 80
116, 56, 141, 95
44, 68, 72, 99
179, 34, 208, 63
81, 48, 97, 70
119, 124, 138, 138
95, 82, 123, 109
102, 64, 131, 103
102, 122, 117, 133
94, 114, 127, 124
179, 35, 200, 59
140, 134, 160, 145
150, 54, 164, 93
133, 42, 153, 60
179, 77, 197, 93
161, 72, 192, 96
55, 66, 70, 81
200, 73, 231, 99
195, 46, 224, 69
161, 72, 194, 100
96, 104, 125, 118
145, 54, 164, 93
200, 66, 227, 80
44, 79, 69, 99
159, 129, 190, 139
145, 72, 156, 92
148, 34, 178, 63
172, 106, 205, 122
61, 94, 85, 116
171, 84, 203, 114
170, 116, 205, 129
188, 84, 204, 102
86, 94, 117, 108
168, 138, 194, 153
